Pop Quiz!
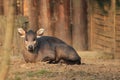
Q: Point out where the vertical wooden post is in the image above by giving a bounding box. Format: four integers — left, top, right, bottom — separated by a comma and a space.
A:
72, 0, 88, 51
3, 0, 9, 16
54, 0, 71, 45
0, 0, 3, 15
23, 0, 39, 31
23, 0, 29, 16
111, 0, 116, 58
88, 0, 93, 50
39, 0, 53, 36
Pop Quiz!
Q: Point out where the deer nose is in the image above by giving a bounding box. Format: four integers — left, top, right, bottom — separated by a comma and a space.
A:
28, 45, 33, 50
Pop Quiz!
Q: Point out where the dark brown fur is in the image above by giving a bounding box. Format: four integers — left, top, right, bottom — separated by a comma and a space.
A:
18, 29, 81, 65
23, 36, 81, 65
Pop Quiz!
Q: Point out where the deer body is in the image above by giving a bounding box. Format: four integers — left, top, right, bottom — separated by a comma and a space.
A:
18, 28, 81, 64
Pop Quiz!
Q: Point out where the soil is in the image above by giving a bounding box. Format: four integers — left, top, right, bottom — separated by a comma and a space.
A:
6, 55, 120, 80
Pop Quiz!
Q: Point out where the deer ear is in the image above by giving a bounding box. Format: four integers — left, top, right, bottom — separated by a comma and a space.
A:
37, 28, 45, 37
17, 28, 26, 38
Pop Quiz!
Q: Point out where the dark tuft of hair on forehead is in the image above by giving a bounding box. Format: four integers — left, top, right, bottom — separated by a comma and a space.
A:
26, 30, 36, 35
25, 30, 37, 41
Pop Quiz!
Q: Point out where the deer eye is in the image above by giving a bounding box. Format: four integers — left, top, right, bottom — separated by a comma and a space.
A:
33, 38, 36, 41
25, 38, 28, 41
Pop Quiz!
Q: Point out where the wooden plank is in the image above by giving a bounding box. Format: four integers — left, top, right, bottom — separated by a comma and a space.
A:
115, 48, 120, 52
95, 39, 113, 47
94, 21, 105, 26
95, 41, 111, 48
94, 23, 113, 29
116, 45, 120, 48
94, 45, 104, 51
116, 42, 120, 52
94, 33, 113, 42
116, 37, 120, 41
114, 52, 120, 58
116, 13, 120, 15
95, 32, 113, 38
104, 47, 113, 53
95, 46, 112, 53
115, 26, 120, 30
94, 17, 104, 22
116, 31, 120, 36
116, 30, 120, 34
116, 35, 120, 40
93, 11, 105, 16
95, 27, 104, 32
94, 21, 113, 28
93, 14, 104, 19
94, 26, 113, 32
94, 30, 113, 38
115, 19, 120, 23
115, 16, 120, 20
87, 0, 94, 50
115, 16, 120, 19
94, 8, 104, 12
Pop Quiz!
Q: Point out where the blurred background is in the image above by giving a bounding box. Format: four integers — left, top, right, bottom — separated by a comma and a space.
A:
0, 0, 120, 59
0, 0, 120, 80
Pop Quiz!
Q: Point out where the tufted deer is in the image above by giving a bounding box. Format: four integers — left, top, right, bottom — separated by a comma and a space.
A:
18, 28, 81, 64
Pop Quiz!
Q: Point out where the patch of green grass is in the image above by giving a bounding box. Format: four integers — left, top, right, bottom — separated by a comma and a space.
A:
27, 69, 50, 77
38, 69, 49, 75
14, 75, 21, 80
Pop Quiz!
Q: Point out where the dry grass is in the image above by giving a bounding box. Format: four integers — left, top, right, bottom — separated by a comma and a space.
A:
5, 54, 120, 80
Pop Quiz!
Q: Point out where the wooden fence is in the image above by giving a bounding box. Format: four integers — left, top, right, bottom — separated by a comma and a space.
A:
0, 1, 120, 59
88, 0, 120, 59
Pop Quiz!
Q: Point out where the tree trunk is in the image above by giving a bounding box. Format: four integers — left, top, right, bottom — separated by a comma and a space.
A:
54, 0, 71, 45
72, 0, 88, 51
23, 0, 38, 31
23, 0, 29, 16
0, 0, 15, 79
3, 0, 9, 16
0, 0, 3, 15
39, 0, 53, 36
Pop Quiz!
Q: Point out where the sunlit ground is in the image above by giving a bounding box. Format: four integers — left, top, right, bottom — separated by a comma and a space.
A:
1, 51, 119, 80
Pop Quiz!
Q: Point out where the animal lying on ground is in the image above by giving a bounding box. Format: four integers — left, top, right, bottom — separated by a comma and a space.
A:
18, 28, 81, 65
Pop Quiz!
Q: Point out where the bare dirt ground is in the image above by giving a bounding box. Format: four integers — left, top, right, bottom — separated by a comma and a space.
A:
6, 55, 120, 80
